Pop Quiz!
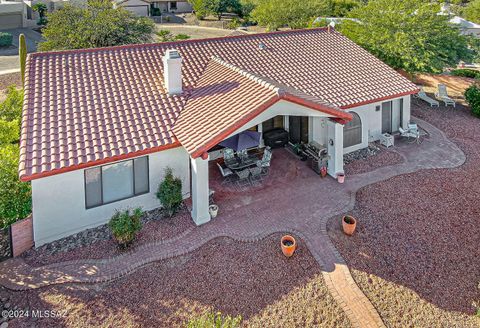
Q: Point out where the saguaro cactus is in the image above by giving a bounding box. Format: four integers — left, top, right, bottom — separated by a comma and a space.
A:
19, 33, 27, 85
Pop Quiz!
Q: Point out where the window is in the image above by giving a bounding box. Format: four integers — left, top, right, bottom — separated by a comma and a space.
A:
262, 115, 284, 132
170, 1, 177, 10
343, 112, 362, 148
85, 157, 149, 208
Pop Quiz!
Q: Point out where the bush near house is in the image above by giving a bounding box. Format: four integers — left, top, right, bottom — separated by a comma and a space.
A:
108, 208, 143, 248
186, 312, 242, 328
0, 86, 31, 228
156, 167, 183, 217
451, 69, 480, 79
465, 84, 480, 117
0, 33, 13, 47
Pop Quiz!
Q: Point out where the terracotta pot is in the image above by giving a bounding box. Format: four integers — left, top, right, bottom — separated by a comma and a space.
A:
342, 215, 357, 236
320, 166, 327, 178
337, 173, 345, 184
281, 235, 296, 257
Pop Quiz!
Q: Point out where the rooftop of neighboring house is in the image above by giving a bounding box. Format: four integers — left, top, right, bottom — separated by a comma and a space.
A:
19, 27, 418, 181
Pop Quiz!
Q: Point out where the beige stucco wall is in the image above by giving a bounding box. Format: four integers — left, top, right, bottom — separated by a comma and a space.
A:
31, 146, 190, 246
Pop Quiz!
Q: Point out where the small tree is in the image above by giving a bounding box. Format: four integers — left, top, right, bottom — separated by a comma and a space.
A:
32, 2, 48, 26
38, 0, 155, 51
108, 208, 143, 248
465, 84, 480, 117
156, 167, 183, 217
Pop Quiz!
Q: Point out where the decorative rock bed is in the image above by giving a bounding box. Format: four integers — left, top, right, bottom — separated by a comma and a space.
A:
343, 143, 404, 176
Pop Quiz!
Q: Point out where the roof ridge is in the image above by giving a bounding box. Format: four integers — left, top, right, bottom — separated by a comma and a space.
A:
210, 56, 285, 95
30, 27, 330, 58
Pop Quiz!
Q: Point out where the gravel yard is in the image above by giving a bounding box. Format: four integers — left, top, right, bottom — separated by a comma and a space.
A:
6, 234, 351, 328
21, 209, 195, 267
328, 100, 480, 327
343, 144, 404, 176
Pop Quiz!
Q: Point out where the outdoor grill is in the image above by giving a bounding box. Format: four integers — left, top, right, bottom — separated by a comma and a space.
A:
263, 128, 288, 148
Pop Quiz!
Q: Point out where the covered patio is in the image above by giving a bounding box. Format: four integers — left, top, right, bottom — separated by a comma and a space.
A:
173, 58, 352, 225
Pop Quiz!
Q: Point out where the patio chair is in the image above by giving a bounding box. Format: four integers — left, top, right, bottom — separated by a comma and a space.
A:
216, 162, 234, 184
223, 148, 236, 167
256, 147, 272, 175
435, 84, 456, 107
235, 168, 251, 189
238, 149, 249, 161
249, 166, 263, 185
416, 88, 439, 107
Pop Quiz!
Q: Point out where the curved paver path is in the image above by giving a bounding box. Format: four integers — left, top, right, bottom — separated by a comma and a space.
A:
0, 117, 465, 328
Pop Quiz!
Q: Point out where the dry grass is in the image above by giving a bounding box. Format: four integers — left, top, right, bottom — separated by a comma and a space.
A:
350, 269, 480, 328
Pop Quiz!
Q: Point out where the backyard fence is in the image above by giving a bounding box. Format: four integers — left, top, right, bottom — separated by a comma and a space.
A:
0, 215, 34, 262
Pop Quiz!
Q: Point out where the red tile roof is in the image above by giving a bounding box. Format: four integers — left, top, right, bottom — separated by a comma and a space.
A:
174, 57, 352, 158
20, 28, 418, 181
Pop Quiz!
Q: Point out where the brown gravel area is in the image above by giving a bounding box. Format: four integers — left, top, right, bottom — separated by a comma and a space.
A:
328, 100, 480, 327
0, 72, 22, 90
21, 210, 195, 267
5, 234, 351, 328
344, 149, 404, 176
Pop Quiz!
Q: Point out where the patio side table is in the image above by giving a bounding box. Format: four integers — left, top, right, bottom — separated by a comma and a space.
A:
379, 133, 394, 148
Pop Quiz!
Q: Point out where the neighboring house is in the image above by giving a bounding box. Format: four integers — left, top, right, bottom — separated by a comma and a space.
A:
449, 16, 480, 37
20, 28, 418, 246
114, 0, 192, 16
0, 0, 26, 29
0, 0, 86, 29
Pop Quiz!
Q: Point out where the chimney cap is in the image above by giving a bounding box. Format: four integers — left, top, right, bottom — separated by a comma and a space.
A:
164, 49, 181, 59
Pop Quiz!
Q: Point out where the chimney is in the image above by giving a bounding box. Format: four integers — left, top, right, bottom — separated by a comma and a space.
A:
163, 49, 183, 95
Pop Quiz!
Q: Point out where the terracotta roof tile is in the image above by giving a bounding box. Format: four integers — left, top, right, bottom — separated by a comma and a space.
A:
20, 28, 418, 181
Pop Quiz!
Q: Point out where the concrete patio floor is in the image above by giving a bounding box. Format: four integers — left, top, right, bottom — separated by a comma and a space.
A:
0, 117, 465, 328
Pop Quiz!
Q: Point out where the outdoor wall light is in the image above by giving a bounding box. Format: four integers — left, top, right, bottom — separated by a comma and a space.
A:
329, 139, 334, 146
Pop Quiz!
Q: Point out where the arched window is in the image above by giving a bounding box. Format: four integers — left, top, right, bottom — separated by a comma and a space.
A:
343, 112, 362, 148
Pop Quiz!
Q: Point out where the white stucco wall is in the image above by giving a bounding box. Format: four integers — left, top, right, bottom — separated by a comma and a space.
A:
31, 146, 190, 246
343, 95, 411, 154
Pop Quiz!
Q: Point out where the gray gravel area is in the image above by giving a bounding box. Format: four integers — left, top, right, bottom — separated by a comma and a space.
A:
328, 100, 480, 327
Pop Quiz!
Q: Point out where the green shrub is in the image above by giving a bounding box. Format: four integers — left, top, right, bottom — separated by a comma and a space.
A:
186, 312, 242, 328
108, 208, 143, 248
0, 145, 31, 228
175, 34, 190, 40
156, 167, 182, 217
465, 84, 480, 117
151, 7, 161, 16
226, 18, 242, 29
0, 33, 13, 47
451, 69, 480, 79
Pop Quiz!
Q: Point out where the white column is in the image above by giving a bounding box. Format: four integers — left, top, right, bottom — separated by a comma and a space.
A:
190, 156, 211, 225
327, 120, 344, 177
257, 124, 265, 147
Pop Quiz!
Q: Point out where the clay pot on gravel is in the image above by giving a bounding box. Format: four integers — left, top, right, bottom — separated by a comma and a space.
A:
281, 235, 296, 257
209, 204, 219, 218
337, 172, 345, 184
342, 215, 357, 236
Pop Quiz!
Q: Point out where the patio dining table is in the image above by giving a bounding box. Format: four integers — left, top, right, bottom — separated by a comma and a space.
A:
225, 155, 259, 171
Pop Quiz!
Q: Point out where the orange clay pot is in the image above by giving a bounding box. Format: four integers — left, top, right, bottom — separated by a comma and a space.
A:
342, 215, 357, 236
281, 235, 297, 257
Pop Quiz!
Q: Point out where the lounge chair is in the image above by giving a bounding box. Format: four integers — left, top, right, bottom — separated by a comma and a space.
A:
435, 84, 456, 107
416, 88, 439, 107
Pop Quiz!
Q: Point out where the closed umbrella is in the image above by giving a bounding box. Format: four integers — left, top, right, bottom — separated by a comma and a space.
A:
219, 130, 262, 151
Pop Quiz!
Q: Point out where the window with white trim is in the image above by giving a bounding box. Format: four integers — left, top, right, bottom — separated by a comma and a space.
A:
85, 157, 149, 208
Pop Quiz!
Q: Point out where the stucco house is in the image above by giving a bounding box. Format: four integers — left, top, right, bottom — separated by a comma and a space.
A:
113, 0, 192, 16
20, 28, 418, 246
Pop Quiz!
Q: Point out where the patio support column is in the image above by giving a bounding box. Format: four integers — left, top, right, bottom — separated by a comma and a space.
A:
190, 156, 211, 225
327, 120, 344, 177
257, 124, 265, 147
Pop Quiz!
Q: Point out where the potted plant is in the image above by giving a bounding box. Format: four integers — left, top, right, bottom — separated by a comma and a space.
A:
337, 172, 345, 183
342, 215, 357, 236
109, 208, 143, 249
281, 235, 296, 257
209, 204, 219, 218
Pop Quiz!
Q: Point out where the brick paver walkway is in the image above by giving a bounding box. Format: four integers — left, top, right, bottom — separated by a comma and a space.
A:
0, 118, 465, 328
